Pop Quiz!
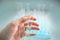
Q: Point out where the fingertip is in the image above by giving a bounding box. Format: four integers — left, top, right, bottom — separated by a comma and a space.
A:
31, 27, 40, 30
29, 16, 36, 21
29, 34, 36, 36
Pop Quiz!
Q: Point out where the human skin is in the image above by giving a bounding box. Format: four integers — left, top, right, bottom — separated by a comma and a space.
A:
0, 16, 40, 40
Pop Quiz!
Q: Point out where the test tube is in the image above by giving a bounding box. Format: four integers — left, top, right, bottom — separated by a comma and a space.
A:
24, 10, 32, 40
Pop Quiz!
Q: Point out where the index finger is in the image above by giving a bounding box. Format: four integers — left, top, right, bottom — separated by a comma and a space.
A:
20, 16, 36, 23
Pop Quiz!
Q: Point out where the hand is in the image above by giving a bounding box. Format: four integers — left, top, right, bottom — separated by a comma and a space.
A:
0, 16, 40, 40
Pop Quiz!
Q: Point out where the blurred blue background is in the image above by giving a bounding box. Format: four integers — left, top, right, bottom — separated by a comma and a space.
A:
0, 0, 60, 40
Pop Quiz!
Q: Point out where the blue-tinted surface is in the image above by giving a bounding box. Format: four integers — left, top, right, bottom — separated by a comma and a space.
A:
0, 0, 60, 40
